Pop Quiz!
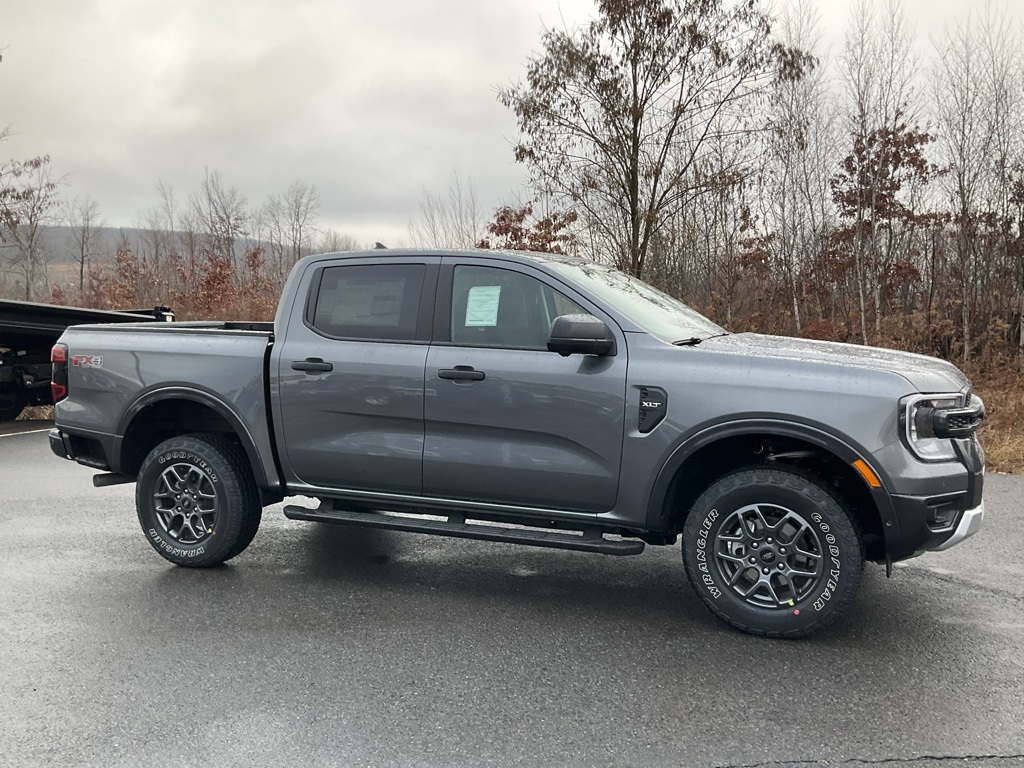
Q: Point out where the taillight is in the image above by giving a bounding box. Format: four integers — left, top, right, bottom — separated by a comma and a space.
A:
51, 343, 68, 403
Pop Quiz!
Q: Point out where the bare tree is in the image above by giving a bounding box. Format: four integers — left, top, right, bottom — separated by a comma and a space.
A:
407, 169, 484, 249
755, 0, 837, 334
500, 0, 812, 279
0, 155, 61, 300
930, 7, 1020, 362
837, 0, 921, 343
63, 194, 104, 296
189, 169, 247, 259
262, 179, 321, 279
313, 228, 361, 254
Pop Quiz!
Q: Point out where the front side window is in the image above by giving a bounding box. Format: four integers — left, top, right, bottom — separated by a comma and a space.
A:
311, 264, 424, 341
450, 265, 585, 350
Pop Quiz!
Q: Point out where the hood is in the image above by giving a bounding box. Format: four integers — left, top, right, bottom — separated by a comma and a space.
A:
701, 333, 969, 394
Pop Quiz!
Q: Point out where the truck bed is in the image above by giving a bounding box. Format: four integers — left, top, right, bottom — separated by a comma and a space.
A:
53, 321, 278, 489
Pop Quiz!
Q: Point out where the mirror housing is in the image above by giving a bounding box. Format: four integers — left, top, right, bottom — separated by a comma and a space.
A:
547, 314, 615, 357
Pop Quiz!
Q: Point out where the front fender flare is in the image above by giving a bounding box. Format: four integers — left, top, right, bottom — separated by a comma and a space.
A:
645, 418, 899, 553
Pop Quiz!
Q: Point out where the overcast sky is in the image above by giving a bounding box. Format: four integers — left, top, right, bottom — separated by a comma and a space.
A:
2, 0, 1020, 248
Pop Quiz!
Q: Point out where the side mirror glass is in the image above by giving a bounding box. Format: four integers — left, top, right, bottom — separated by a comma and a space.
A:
547, 314, 615, 357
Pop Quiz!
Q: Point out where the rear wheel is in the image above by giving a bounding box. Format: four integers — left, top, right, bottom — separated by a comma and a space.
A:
136, 433, 262, 567
682, 466, 863, 638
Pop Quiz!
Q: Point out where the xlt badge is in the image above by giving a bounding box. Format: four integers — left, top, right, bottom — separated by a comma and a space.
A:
638, 387, 667, 434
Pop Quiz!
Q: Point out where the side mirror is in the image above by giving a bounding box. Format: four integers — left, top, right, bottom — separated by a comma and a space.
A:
547, 314, 615, 357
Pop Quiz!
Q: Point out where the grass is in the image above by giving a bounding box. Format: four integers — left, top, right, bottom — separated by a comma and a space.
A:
972, 373, 1024, 474
17, 406, 54, 421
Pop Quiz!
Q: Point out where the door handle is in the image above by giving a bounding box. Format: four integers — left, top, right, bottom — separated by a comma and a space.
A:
438, 366, 485, 381
291, 358, 333, 373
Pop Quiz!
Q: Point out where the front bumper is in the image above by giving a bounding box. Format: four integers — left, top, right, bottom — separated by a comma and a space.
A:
872, 435, 984, 560
928, 501, 984, 551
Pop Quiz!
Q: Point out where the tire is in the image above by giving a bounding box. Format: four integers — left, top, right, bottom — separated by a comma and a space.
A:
0, 389, 26, 421
135, 433, 262, 568
682, 466, 863, 639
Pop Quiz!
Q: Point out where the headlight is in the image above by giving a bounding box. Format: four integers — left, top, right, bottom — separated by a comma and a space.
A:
900, 394, 960, 461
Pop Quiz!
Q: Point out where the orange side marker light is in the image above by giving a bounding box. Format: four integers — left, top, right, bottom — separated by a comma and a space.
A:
852, 458, 882, 489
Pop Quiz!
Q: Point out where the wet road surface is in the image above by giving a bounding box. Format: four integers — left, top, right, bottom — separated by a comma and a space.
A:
2, 423, 1023, 767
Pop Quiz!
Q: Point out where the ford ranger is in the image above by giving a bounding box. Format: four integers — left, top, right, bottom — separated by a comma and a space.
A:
49, 249, 986, 637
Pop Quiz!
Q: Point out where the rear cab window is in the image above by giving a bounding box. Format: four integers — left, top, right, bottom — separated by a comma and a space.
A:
307, 264, 427, 342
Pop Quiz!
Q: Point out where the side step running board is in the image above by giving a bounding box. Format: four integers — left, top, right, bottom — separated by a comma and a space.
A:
283, 504, 645, 556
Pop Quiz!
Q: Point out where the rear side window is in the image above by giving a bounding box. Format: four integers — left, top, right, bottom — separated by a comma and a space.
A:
311, 264, 425, 341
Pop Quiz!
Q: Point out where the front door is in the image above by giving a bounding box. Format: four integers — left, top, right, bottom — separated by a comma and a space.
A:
423, 260, 627, 512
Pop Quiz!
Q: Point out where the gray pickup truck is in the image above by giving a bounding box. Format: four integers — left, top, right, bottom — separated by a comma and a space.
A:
50, 249, 986, 637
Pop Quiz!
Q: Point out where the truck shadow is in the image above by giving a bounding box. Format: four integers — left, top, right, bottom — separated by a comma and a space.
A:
295, 522, 702, 625
287, 522, 994, 652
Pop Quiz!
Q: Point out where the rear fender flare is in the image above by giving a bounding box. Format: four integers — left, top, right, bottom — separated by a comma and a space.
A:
114, 386, 275, 489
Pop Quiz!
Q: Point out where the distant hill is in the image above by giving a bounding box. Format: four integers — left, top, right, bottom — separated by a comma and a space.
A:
33, 225, 268, 266
33, 225, 153, 266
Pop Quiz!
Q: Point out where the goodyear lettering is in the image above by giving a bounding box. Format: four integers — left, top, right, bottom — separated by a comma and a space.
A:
812, 517, 842, 612
155, 451, 218, 483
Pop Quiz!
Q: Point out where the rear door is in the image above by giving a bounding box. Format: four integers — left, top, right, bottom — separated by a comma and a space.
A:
423, 258, 627, 512
275, 256, 438, 494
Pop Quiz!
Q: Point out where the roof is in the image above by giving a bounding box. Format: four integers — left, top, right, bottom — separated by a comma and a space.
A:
306, 247, 594, 268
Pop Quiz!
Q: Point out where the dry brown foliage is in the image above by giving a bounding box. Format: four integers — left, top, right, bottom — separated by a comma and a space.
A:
971, 371, 1024, 474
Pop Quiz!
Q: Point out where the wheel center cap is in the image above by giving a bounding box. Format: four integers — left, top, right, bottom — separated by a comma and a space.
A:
760, 549, 776, 563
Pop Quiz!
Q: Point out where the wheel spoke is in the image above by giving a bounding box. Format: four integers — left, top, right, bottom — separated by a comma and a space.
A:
741, 579, 764, 598
773, 573, 798, 603
747, 505, 770, 536
729, 567, 751, 587
762, 578, 782, 606
712, 536, 745, 548
788, 565, 818, 578
717, 551, 748, 565
776, 514, 807, 543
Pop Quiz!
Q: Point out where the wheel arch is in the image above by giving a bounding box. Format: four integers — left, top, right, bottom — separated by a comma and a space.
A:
115, 387, 271, 488
647, 419, 897, 562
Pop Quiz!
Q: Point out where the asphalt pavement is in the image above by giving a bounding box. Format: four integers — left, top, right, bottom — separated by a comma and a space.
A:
2, 422, 1023, 767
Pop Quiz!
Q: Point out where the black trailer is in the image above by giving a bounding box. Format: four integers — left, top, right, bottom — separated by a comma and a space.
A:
0, 300, 173, 420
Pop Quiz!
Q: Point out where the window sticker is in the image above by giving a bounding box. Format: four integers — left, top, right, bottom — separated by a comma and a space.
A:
465, 285, 501, 327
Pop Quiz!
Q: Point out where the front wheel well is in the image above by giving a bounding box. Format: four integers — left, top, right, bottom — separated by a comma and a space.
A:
659, 433, 886, 561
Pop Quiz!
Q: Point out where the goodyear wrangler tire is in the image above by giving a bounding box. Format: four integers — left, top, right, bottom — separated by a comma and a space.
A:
136, 433, 262, 568
682, 467, 863, 638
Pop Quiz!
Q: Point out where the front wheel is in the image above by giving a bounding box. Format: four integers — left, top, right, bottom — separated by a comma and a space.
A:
136, 433, 262, 567
682, 467, 863, 638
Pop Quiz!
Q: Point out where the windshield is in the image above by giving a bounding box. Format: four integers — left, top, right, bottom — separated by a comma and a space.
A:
547, 260, 725, 341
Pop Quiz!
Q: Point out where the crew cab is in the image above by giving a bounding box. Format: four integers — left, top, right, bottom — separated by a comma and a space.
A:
49, 249, 986, 637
